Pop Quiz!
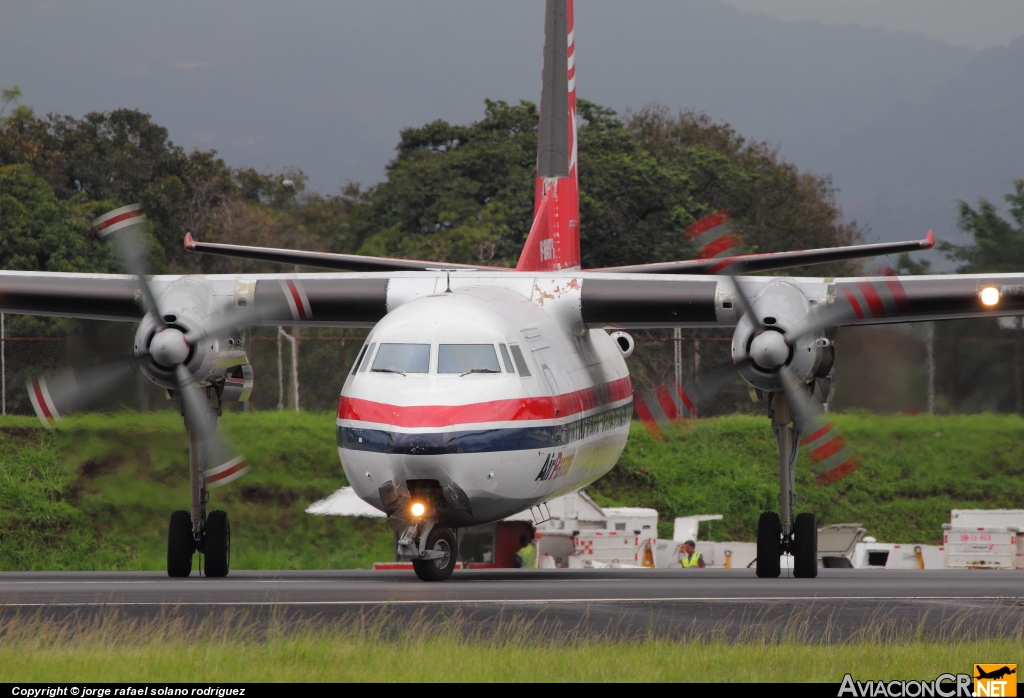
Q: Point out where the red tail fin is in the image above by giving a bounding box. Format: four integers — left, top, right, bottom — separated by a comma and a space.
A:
517, 0, 580, 272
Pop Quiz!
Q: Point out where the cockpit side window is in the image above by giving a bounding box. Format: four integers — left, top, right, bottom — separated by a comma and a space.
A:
357, 343, 376, 372
372, 343, 429, 374
438, 344, 502, 374
499, 344, 515, 373
508, 344, 531, 376
350, 343, 368, 376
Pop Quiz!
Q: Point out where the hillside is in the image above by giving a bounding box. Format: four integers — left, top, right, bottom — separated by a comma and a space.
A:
0, 412, 1022, 570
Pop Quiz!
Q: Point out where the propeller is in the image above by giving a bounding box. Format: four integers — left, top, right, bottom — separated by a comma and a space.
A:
678, 274, 861, 484
25, 204, 279, 487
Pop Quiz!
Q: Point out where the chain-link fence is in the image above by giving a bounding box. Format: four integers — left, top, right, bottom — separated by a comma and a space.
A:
1, 318, 1022, 417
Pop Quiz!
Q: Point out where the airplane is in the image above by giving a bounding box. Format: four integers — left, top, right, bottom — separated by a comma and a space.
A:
5, 0, 1024, 582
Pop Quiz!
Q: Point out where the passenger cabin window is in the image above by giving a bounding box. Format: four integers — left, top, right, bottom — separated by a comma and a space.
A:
508, 344, 531, 376
357, 343, 376, 372
371, 343, 429, 374
438, 344, 501, 375
499, 344, 515, 373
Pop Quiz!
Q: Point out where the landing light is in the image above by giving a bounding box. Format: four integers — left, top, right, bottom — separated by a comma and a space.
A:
411, 502, 426, 518
980, 286, 1000, 306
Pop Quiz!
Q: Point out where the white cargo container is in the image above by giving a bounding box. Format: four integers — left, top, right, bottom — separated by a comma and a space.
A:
942, 525, 1019, 569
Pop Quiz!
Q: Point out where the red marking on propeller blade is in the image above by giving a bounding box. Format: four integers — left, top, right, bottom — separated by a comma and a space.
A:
93, 205, 144, 233
699, 234, 741, 260
801, 423, 833, 446
685, 211, 732, 238
675, 382, 696, 415
284, 279, 307, 320
810, 434, 846, 462
884, 278, 909, 311
816, 457, 861, 486
632, 393, 665, 441
655, 385, 682, 422
30, 379, 55, 425
858, 281, 886, 317
843, 288, 865, 320
205, 459, 248, 484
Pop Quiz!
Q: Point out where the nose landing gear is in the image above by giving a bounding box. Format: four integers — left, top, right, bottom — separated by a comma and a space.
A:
398, 522, 458, 582
756, 392, 818, 578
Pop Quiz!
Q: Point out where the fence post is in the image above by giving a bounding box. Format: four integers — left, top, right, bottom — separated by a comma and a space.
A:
673, 327, 682, 391
277, 328, 284, 411
1, 312, 5, 416
925, 321, 935, 414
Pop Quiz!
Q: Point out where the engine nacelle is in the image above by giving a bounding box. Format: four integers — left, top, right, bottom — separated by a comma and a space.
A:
730, 279, 827, 392
133, 277, 248, 390
609, 331, 635, 358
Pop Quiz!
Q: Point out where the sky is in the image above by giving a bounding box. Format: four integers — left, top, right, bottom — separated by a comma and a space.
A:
1, 1, 1022, 259
719, 0, 1024, 49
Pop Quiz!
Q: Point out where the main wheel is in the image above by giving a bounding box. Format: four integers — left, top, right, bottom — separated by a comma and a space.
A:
167, 510, 195, 578
412, 526, 458, 582
793, 512, 818, 578
204, 510, 231, 578
756, 511, 781, 578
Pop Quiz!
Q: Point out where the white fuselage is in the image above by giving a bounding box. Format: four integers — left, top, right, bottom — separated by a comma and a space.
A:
337, 283, 632, 526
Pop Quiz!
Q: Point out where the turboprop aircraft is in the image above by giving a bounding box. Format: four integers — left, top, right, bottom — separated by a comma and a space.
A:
5, 0, 1023, 582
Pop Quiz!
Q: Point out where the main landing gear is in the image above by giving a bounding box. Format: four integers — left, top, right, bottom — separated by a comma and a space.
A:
167, 385, 231, 578
398, 522, 458, 582
756, 392, 818, 578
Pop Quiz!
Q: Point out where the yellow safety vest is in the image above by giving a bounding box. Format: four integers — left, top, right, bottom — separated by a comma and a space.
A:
517, 544, 536, 569
680, 551, 703, 568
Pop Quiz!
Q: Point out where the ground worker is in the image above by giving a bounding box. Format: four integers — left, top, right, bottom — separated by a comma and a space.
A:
515, 534, 537, 569
679, 540, 705, 568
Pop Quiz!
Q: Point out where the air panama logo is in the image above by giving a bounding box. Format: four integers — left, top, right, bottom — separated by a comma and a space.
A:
837, 666, 1017, 697
535, 451, 574, 481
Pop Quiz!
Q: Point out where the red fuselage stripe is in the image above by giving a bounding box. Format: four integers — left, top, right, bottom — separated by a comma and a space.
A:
338, 376, 633, 427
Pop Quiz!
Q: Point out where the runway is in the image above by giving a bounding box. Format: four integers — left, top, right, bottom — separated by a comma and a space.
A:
2, 569, 1022, 640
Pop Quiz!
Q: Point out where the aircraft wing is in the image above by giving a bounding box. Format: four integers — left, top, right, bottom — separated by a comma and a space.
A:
184, 232, 934, 276
587, 233, 934, 275
577, 273, 1024, 328
2, 268, 1022, 332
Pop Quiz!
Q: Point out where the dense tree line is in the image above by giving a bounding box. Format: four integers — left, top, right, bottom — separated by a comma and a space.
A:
1, 87, 866, 278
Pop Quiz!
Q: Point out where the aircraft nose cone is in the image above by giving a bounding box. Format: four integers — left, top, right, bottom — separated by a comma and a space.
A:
749, 331, 789, 370
150, 328, 189, 367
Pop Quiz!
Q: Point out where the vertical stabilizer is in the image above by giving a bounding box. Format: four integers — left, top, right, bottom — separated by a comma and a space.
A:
517, 0, 581, 271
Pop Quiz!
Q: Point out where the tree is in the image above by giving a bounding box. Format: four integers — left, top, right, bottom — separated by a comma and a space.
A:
939, 179, 1024, 273
351, 100, 864, 271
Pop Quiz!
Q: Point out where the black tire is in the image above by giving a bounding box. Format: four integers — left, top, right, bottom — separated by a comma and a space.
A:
756, 511, 781, 578
204, 510, 231, 578
167, 510, 195, 578
793, 512, 818, 578
412, 526, 458, 582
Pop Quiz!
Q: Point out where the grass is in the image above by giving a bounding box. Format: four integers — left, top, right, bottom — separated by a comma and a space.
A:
1, 411, 1023, 569
590, 413, 1024, 542
0, 412, 394, 571
0, 612, 1019, 682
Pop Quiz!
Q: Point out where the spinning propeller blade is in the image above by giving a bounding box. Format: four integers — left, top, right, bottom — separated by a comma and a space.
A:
27, 358, 138, 428
778, 368, 860, 485
175, 365, 249, 488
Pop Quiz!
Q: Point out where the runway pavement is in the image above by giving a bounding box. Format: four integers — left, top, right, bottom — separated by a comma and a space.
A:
2, 569, 1022, 640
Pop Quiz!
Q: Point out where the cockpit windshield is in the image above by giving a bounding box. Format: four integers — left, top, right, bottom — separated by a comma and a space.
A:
438, 344, 501, 375
372, 343, 430, 374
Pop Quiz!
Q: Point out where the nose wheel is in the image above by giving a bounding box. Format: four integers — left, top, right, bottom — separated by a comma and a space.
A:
407, 525, 458, 582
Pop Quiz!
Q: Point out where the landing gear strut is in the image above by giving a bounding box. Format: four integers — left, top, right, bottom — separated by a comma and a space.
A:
756, 392, 818, 578
398, 521, 458, 582
167, 385, 231, 578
